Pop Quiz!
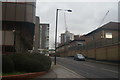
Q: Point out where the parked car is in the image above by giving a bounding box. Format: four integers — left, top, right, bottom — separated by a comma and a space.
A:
74, 54, 85, 61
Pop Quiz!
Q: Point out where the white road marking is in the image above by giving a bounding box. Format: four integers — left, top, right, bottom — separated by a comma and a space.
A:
101, 68, 118, 73
83, 64, 95, 68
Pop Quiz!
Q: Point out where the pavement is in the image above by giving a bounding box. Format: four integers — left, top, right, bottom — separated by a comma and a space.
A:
34, 62, 84, 79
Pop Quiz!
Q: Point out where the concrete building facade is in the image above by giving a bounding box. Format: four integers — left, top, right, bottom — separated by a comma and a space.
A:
61, 33, 65, 44
40, 23, 49, 49
33, 16, 40, 53
61, 31, 74, 44
2, 2, 36, 53
74, 35, 80, 40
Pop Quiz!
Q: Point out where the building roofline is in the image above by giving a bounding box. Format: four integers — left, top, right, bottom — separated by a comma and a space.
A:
85, 22, 120, 36
57, 39, 85, 49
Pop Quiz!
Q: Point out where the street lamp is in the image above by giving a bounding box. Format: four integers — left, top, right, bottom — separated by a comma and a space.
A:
12, 29, 16, 52
54, 9, 72, 65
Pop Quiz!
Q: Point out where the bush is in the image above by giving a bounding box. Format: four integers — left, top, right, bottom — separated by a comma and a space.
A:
2, 55, 15, 73
8, 53, 51, 72
28, 53, 52, 71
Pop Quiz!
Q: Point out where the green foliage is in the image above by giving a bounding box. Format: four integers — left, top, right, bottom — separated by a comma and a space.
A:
29, 53, 52, 71
2, 55, 15, 73
42, 49, 49, 53
2, 53, 52, 73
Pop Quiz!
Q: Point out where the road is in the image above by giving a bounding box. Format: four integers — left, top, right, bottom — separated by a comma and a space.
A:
53, 57, 119, 78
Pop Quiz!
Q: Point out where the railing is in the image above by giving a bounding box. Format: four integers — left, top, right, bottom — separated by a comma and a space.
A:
68, 37, 119, 50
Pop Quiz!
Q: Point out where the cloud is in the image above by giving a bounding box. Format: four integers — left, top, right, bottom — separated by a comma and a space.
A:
36, 0, 119, 2
36, 2, 118, 48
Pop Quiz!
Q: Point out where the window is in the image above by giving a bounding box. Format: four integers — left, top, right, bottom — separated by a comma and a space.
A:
105, 32, 112, 38
47, 36, 49, 38
3, 46, 15, 52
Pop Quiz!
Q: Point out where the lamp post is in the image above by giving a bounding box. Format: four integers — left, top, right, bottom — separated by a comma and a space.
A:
54, 9, 72, 65
13, 29, 16, 52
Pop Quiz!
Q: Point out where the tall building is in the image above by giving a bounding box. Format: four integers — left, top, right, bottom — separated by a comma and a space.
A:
40, 23, 49, 49
2, 2, 36, 53
74, 35, 80, 40
61, 30, 74, 44
33, 16, 40, 53
61, 33, 66, 44
74, 35, 85, 40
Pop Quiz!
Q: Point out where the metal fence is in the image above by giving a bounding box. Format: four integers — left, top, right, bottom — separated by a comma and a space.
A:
69, 37, 119, 50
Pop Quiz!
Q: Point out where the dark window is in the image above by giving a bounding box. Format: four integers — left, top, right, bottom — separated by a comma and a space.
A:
2, 46, 15, 52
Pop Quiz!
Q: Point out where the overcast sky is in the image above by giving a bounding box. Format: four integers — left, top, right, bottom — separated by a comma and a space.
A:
36, 1, 119, 49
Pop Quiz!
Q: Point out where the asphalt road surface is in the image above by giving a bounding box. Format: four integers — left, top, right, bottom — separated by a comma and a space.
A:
52, 57, 119, 78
